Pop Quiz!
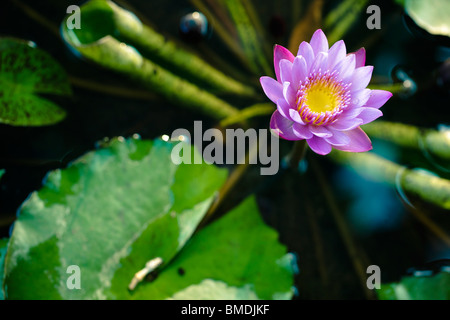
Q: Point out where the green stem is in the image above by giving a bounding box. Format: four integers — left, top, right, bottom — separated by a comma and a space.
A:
69, 76, 157, 101
368, 83, 407, 94
62, 3, 244, 120
330, 150, 450, 210
121, 26, 256, 96
289, 140, 307, 170
63, 34, 239, 120
190, 0, 250, 71
198, 139, 259, 229
76, 0, 256, 97
363, 121, 450, 160
324, 0, 369, 44
241, 0, 272, 60
223, 0, 273, 76
219, 103, 274, 127
134, 50, 240, 120
310, 158, 375, 300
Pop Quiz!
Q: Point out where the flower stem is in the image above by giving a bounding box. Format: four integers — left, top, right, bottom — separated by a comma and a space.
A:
219, 103, 274, 127
310, 158, 376, 300
362, 121, 450, 160
223, 0, 273, 76
324, 0, 369, 44
197, 139, 259, 228
330, 150, 450, 210
289, 140, 308, 170
190, 0, 249, 69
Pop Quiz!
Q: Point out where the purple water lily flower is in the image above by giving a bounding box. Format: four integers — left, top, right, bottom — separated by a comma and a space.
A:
260, 29, 392, 155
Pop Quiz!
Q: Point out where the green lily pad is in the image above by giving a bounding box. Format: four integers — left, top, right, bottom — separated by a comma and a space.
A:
168, 279, 259, 300
0, 238, 8, 300
400, 0, 450, 37
3, 137, 227, 299
0, 38, 71, 126
377, 271, 450, 300
128, 195, 296, 300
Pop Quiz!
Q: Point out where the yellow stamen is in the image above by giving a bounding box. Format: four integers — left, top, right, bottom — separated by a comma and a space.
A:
303, 82, 340, 114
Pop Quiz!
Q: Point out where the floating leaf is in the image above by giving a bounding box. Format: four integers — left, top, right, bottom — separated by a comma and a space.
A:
0, 38, 71, 126
126, 196, 296, 300
168, 279, 259, 300
0, 238, 7, 300
3, 137, 227, 299
377, 271, 450, 300
401, 0, 450, 37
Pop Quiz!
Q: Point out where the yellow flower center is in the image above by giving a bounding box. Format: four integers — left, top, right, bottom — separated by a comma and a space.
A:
303, 81, 342, 114
296, 72, 351, 126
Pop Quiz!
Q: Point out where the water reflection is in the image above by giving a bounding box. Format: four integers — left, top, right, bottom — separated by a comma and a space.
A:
333, 141, 407, 236
334, 166, 406, 236
392, 66, 417, 98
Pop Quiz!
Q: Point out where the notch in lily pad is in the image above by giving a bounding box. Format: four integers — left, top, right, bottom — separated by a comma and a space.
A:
0, 38, 71, 126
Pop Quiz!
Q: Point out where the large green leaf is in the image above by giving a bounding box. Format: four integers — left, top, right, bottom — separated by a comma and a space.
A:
127, 196, 296, 300
0, 38, 71, 126
400, 0, 450, 37
377, 271, 450, 300
0, 238, 8, 300
169, 279, 259, 300
3, 137, 227, 299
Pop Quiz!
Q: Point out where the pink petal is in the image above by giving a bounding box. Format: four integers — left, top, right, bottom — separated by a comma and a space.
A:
283, 82, 297, 106
279, 59, 293, 84
325, 128, 351, 146
276, 99, 292, 120
310, 29, 329, 56
289, 109, 305, 125
327, 40, 347, 69
274, 45, 295, 83
297, 41, 315, 70
329, 117, 363, 131
339, 106, 364, 121
334, 54, 356, 81
350, 89, 371, 107
270, 110, 299, 141
310, 52, 328, 73
357, 107, 383, 124
365, 90, 393, 109
334, 127, 372, 152
354, 48, 366, 68
293, 122, 313, 139
307, 136, 332, 155
309, 124, 332, 138
350, 66, 373, 91
292, 56, 307, 87
260, 76, 283, 103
